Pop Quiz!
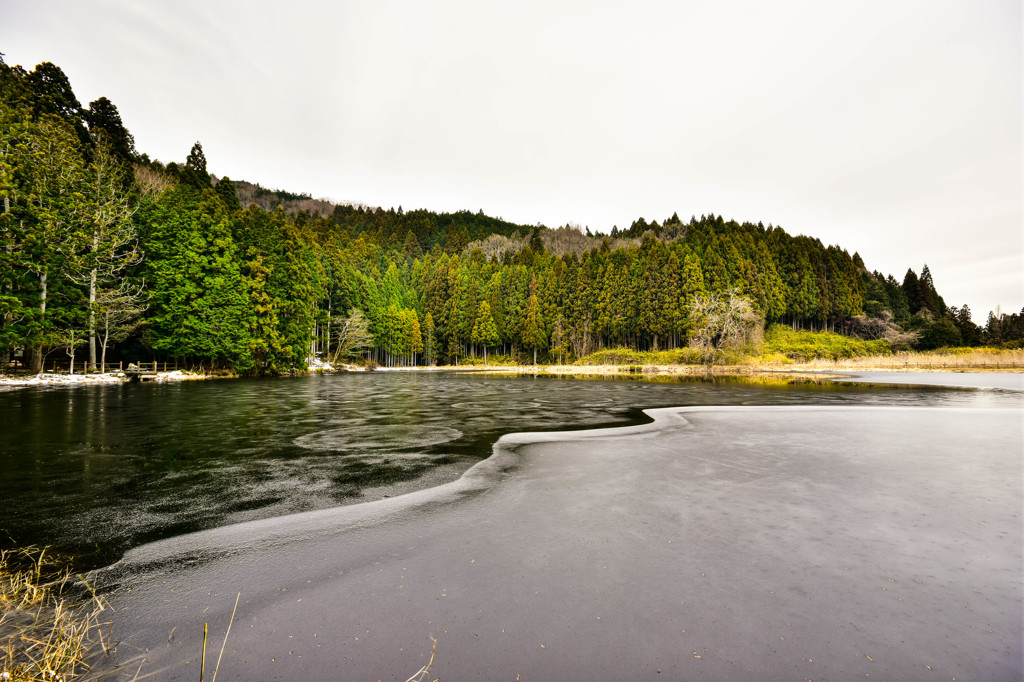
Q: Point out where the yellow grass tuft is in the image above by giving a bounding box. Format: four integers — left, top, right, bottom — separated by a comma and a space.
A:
1, 546, 111, 681
767, 347, 1024, 372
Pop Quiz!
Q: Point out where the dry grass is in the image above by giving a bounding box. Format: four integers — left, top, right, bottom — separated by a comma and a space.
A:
404, 635, 437, 682
764, 347, 1024, 372
1, 547, 111, 681
437, 343, 1023, 376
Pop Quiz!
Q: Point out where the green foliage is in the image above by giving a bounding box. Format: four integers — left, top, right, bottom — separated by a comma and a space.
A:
471, 300, 499, 348
85, 96, 135, 173
144, 186, 253, 368
577, 346, 704, 366
215, 176, 241, 212
521, 280, 546, 362
909, 314, 962, 351
5, 54, 1002, 375
182, 141, 211, 189
763, 324, 891, 361
245, 254, 287, 374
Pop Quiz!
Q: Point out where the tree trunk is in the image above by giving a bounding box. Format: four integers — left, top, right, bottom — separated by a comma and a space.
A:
31, 271, 48, 374
0, 281, 9, 369
88, 268, 97, 371
0, 200, 7, 367
484, 346, 488, 366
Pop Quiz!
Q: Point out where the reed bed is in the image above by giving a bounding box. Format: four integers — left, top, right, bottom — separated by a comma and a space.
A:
1, 547, 110, 681
769, 347, 1024, 372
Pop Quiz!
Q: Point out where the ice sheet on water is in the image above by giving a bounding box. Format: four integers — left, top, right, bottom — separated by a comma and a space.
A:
101, 402, 1022, 682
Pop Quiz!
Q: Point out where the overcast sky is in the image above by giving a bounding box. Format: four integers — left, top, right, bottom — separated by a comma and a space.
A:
3, 0, 1021, 321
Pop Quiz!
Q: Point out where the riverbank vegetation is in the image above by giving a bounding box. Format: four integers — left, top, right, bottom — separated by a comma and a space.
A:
511, 330, 1023, 373
0, 547, 109, 681
2, 57, 1022, 377
760, 324, 893, 361
766, 346, 1024, 372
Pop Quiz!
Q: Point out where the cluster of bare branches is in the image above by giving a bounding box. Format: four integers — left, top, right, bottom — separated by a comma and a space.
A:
465, 224, 643, 260
849, 311, 918, 349
689, 289, 763, 369
231, 180, 337, 217
330, 308, 373, 364
131, 163, 173, 199
466, 233, 525, 260
70, 138, 145, 372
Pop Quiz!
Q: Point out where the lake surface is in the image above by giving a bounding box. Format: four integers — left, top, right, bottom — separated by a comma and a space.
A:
78, 373, 1020, 682
0, 372, 1018, 571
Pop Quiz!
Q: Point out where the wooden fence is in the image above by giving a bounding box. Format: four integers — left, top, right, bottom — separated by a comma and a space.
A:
2, 360, 180, 375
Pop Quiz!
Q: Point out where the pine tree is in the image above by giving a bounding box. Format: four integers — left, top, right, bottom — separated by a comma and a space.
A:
902, 268, 923, 315
702, 238, 730, 292
245, 253, 286, 374
183, 141, 211, 189
408, 310, 423, 365
145, 186, 252, 369
402, 230, 422, 260
26, 62, 89, 147
550, 313, 568, 363
215, 176, 241, 211
422, 311, 436, 365
471, 300, 499, 365
660, 250, 682, 348
486, 272, 506, 346
678, 248, 705, 342
640, 241, 666, 349
11, 113, 89, 372
85, 96, 135, 173
522, 276, 546, 364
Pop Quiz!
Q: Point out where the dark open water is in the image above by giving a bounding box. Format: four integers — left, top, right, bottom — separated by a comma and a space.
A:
0, 372, 1015, 570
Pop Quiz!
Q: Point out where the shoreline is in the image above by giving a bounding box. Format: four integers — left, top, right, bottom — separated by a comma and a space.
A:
0, 368, 210, 388
2, 359, 1019, 388
374, 361, 1023, 376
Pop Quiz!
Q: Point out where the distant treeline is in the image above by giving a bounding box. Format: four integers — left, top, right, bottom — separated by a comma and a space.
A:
1, 57, 1021, 373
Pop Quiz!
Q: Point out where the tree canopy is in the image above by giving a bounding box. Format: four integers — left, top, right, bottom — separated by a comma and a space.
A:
1, 55, 1016, 374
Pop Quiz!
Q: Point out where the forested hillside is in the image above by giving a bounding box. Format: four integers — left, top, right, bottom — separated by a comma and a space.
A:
2, 57, 1021, 373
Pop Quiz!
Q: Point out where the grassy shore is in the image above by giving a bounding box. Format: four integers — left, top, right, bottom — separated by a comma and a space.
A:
1, 547, 111, 681
757, 325, 1023, 371
400, 344, 1023, 376
758, 347, 1024, 372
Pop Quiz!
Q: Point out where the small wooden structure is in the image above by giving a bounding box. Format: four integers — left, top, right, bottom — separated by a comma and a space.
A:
124, 362, 160, 382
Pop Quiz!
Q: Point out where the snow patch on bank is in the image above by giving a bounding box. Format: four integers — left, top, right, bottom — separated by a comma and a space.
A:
0, 370, 206, 387
306, 357, 366, 372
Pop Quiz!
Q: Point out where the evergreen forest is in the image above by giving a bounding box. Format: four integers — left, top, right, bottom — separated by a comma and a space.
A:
2, 58, 1021, 374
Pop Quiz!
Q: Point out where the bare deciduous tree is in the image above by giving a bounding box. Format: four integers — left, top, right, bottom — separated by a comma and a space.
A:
330, 309, 374, 364
56, 325, 86, 375
96, 281, 147, 373
70, 137, 140, 371
465, 233, 525, 261
466, 225, 644, 260
849, 311, 918, 349
132, 163, 173, 199
689, 289, 762, 370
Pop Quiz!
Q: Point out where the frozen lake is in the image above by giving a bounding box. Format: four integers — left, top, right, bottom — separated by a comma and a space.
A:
5, 371, 1013, 569
82, 372, 1022, 680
